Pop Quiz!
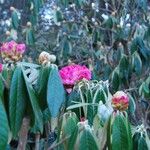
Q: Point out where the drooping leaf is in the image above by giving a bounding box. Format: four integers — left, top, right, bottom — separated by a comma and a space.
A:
47, 66, 65, 117
119, 54, 130, 80
127, 93, 136, 115
36, 66, 51, 109
62, 39, 72, 57
26, 28, 35, 45
132, 52, 142, 75
11, 10, 19, 29
0, 98, 9, 150
55, 10, 63, 22
111, 68, 120, 91
9, 66, 27, 137
22, 67, 43, 133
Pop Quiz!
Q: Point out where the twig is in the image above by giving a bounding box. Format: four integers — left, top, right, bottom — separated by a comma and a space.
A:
17, 117, 30, 150
35, 132, 40, 150
47, 136, 69, 150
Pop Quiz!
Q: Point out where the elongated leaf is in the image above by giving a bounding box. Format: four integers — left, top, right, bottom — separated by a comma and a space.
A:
67, 126, 79, 150
119, 54, 129, 80
47, 66, 65, 117
112, 114, 132, 150
111, 68, 120, 91
79, 129, 99, 150
133, 133, 148, 150
62, 39, 72, 57
67, 103, 98, 110
0, 75, 5, 98
127, 94, 136, 115
0, 98, 9, 149
63, 116, 78, 137
11, 11, 19, 29
22, 67, 43, 133
132, 52, 142, 75
26, 28, 35, 45
9, 67, 27, 137
36, 66, 51, 109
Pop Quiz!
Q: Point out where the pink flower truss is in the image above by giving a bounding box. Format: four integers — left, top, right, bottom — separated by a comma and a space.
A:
0, 41, 26, 62
0, 63, 3, 73
112, 91, 129, 111
59, 64, 91, 93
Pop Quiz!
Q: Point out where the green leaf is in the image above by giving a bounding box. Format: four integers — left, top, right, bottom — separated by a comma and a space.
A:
112, 113, 132, 150
103, 17, 113, 29
130, 39, 138, 54
62, 39, 72, 57
111, 68, 120, 91
26, 28, 35, 45
119, 54, 129, 80
67, 126, 79, 150
43, 108, 51, 124
67, 103, 98, 110
0, 98, 9, 150
0, 75, 5, 98
127, 93, 136, 115
63, 116, 78, 137
22, 67, 43, 133
11, 10, 19, 29
79, 129, 99, 150
9, 66, 27, 137
132, 52, 142, 75
94, 88, 107, 104
47, 66, 65, 117
36, 66, 51, 109
133, 133, 148, 150
55, 10, 63, 22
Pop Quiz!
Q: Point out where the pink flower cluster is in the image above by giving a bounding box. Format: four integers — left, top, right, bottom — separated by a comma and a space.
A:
0, 63, 3, 73
59, 64, 91, 93
0, 41, 26, 62
112, 91, 129, 111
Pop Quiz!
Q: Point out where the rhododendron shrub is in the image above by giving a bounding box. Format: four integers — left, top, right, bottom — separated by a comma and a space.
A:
0, 0, 150, 149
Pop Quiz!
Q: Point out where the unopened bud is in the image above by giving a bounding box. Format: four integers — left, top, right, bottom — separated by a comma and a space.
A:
27, 22, 32, 27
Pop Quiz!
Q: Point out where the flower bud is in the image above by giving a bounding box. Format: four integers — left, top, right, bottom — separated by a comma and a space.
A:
10, 6, 15, 11
27, 22, 32, 27
6, 31, 11, 36
112, 91, 129, 111
49, 54, 56, 63
39, 51, 56, 65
